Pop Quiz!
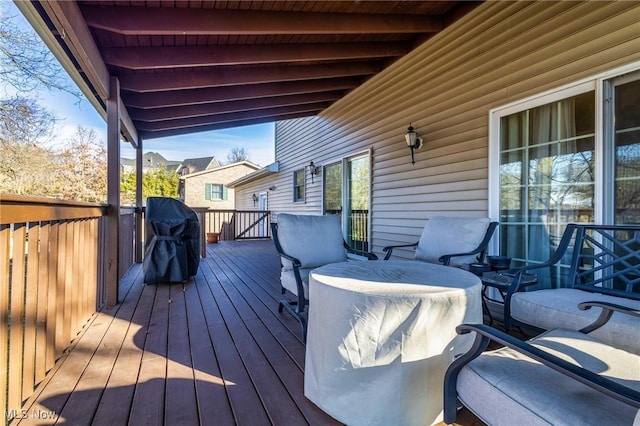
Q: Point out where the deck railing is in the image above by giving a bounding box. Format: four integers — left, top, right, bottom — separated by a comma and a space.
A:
0, 195, 142, 421
202, 209, 271, 240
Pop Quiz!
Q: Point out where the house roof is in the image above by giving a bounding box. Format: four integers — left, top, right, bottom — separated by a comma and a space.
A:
179, 161, 261, 180
176, 156, 220, 174
19, 1, 481, 142
121, 151, 180, 169
226, 162, 280, 188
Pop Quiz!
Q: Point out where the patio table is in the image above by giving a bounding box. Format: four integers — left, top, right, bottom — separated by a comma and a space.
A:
304, 260, 482, 426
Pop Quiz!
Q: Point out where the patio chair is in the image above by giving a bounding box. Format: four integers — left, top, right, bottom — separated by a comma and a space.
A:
271, 213, 377, 340
443, 301, 640, 425
382, 216, 498, 269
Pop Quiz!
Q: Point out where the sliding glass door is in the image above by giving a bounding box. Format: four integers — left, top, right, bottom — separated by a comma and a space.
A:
495, 69, 640, 288
323, 153, 371, 252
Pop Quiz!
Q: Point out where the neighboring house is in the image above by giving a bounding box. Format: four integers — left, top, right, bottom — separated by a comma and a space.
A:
176, 156, 220, 176
231, 1, 640, 281
180, 161, 261, 208
121, 151, 181, 173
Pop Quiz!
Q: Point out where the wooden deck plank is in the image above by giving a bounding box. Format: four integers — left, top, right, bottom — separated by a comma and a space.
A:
92, 272, 155, 426
209, 247, 307, 367
184, 274, 235, 424
210, 252, 341, 425
195, 257, 272, 425
165, 283, 199, 425
208, 243, 305, 344
128, 283, 170, 425
203, 260, 310, 425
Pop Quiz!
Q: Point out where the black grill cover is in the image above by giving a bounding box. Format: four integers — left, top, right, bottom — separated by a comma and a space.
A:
143, 197, 200, 284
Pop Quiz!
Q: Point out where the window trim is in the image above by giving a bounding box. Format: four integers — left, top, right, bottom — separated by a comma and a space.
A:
293, 168, 305, 202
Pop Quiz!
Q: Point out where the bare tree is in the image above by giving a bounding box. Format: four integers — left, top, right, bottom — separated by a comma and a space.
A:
226, 146, 250, 164
55, 127, 107, 202
0, 5, 79, 96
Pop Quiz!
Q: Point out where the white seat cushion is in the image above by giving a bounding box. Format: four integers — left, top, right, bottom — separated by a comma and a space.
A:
280, 268, 312, 298
414, 216, 490, 267
457, 328, 640, 426
511, 288, 640, 355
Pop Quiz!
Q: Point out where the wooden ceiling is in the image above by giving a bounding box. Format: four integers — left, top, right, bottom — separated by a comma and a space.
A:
38, 1, 481, 140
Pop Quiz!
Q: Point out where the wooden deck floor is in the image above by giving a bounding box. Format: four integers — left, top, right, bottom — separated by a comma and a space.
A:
17, 240, 483, 426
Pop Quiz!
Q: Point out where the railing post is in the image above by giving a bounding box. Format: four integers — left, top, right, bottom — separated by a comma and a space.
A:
105, 76, 121, 306
135, 136, 144, 263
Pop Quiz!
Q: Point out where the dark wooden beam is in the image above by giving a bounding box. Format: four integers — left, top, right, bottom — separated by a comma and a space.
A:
134, 102, 330, 132
129, 91, 343, 122
122, 77, 360, 109
106, 76, 120, 306
82, 6, 443, 35
139, 112, 315, 139
119, 62, 381, 93
102, 43, 407, 70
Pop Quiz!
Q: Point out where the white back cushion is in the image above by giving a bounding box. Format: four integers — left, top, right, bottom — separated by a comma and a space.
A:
276, 213, 347, 270
415, 216, 490, 267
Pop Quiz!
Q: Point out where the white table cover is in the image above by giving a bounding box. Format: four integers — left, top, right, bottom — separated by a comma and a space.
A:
305, 260, 482, 426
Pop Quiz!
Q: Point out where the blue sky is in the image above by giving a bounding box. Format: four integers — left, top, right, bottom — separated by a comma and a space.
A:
8, 1, 276, 166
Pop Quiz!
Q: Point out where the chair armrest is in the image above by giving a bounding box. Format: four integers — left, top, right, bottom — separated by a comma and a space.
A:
382, 242, 418, 260
438, 250, 483, 265
276, 251, 302, 268
343, 241, 378, 260
443, 323, 640, 423
579, 301, 640, 333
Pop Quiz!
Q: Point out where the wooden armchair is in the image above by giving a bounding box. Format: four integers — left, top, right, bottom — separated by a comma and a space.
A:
271, 213, 377, 340
383, 216, 498, 269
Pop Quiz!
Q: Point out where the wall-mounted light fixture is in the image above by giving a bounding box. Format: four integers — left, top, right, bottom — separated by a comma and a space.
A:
308, 161, 321, 183
405, 124, 423, 165
268, 185, 277, 191
252, 193, 258, 206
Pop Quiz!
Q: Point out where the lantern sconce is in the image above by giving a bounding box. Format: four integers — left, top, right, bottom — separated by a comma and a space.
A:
308, 161, 321, 183
252, 193, 258, 206
405, 124, 423, 165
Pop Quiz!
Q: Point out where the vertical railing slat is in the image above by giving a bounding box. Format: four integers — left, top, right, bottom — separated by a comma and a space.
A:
63, 222, 73, 345
71, 220, 80, 333
0, 224, 11, 417
55, 221, 67, 356
8, 223, 27, 411
47, 222, 59, 369
35, 222, 50, 383
23, 223, 40, 400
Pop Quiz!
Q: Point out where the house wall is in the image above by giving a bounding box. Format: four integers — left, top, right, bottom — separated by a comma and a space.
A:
238, 2, 640, 257
234, 175, 278, 211
183, 163, 259, 209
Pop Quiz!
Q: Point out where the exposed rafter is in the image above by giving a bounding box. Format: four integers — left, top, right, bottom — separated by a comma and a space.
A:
129, 92, 344, 122
122, 78, 361, 109
82, 7, 443, 36
102, 43, 407, 70
118, 62, 381, 93
134, 103, 331, 133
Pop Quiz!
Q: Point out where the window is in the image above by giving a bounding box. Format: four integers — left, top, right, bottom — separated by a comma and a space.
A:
491, 63, 640, 288
323, 153, 371, 252
293, 169, 305, 202
205, 183, 227, 200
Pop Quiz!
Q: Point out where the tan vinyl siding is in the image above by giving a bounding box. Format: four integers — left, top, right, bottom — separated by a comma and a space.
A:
234, 176, 277, 211
244, 1, 640, 257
